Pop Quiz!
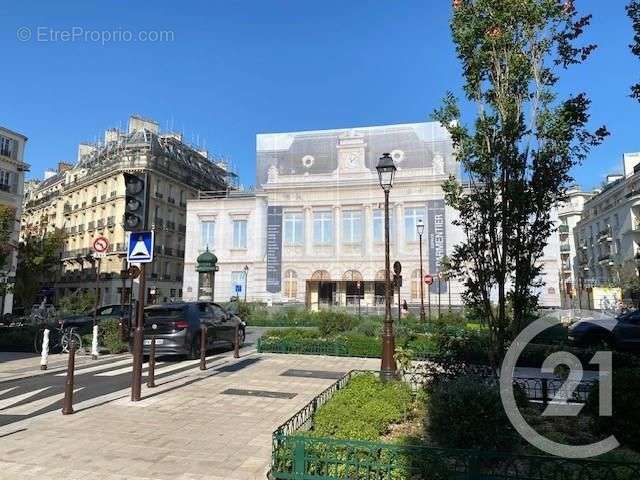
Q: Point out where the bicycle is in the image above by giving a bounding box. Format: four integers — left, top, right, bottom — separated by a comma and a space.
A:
34, 321, 83, 354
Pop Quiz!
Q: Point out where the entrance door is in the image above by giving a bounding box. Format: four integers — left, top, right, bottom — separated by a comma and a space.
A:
318, 282, 335, 307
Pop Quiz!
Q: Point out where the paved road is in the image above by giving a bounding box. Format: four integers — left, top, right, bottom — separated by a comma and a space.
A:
0, 328, 263, 430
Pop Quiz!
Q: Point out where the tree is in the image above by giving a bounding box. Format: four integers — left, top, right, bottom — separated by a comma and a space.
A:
434, 0, 608, 366
0, 205, 17, 272
14, 228, 65, 310
627, 0, 640, 100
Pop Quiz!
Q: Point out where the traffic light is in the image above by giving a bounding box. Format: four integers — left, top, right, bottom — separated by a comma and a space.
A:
123, 172, 147, 231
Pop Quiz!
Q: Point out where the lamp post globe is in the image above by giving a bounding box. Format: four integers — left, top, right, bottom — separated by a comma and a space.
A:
376, 153, 397, 381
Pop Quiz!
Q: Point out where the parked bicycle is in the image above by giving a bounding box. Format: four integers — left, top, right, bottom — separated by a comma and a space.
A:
34, 321, 83, 354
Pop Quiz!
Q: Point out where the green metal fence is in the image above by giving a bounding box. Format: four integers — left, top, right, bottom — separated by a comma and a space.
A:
269, 371, 639, 480
272, 434, 640, 480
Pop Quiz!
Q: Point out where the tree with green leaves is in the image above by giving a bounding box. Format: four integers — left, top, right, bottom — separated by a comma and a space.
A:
0, 205, 17, 272
14, 228, 65, 310
434, 0, 608, 366
627, 0, 640, 100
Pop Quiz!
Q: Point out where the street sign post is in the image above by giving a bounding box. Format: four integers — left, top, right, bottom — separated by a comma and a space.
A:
90, 236, 110, 360
127, 231, 154, 263
424, 274, 433, 321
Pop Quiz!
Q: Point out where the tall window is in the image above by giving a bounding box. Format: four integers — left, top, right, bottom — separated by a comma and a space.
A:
233, 219, 247, 249
411, 270, 421, 300
342, 210, 362, 243
283, 270, 298, 299
314, 211, 333, 244
200, 221, 215, 250
0, 170, 10, 187
405, 207, 426, 242
231, 271, 245, 297
373, 209, 394, 242
0, 136, 13, 157
284, 212, 304, 245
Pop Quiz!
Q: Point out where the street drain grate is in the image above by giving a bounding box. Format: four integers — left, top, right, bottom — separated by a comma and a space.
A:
280, 369, 346, 380
221, 388, 297, 399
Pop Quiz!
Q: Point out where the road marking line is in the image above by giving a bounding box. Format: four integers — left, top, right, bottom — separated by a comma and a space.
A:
2, 387, 84, 415
54, 357, 133, 376
0, 387, 17, 398
94, 361, 167, 377
0, 387, 51, 410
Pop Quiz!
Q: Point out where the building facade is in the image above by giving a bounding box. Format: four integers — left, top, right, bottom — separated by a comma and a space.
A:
21, 115, 236, 307
184, 122, 467, 309
556, 186, 594, 307
0, 127, 29, 314
573, 153, 640, 305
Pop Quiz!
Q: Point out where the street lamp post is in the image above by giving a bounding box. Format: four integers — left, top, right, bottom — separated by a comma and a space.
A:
376, 153, 397, 382
416, 219, 425, 322
243, 265, 249, 302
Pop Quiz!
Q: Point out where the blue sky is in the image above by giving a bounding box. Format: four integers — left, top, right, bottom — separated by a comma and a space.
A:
1, 0, 638, 190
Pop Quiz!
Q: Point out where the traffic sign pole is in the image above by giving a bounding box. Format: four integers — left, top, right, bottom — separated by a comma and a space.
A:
131, 262, 146, 402
91, 236, 109, 361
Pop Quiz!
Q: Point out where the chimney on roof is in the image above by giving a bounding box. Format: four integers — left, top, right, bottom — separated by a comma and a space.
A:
57, 162, 72, 173
128, 115, 159, 134
104, 128, 120, 144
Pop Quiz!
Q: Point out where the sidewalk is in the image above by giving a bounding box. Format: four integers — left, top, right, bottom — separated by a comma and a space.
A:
0, 352, 379, 480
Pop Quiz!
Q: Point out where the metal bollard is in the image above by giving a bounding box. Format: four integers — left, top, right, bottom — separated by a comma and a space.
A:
40, 328, 50, 370
91, 324, 99, 360
147, 335, 156, 388
199, 325, 207, 371
62, 340, 76, 415
234, 324, 240, 359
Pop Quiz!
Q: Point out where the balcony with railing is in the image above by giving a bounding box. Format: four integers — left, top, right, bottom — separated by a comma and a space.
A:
110, 190, 117, 198
597, 229, 613, 243
153, 218, 164, 229
107, 216, 115, 227
97, 219, 105, 229
560, 243, 571, 253
78, 224, 85, 233
166, 221, 176, 231
87, 221, 95, 231
63, 203, 72, 214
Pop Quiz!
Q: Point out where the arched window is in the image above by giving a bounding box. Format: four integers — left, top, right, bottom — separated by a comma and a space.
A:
411, 269, 421, 300
283, 270, 298, 299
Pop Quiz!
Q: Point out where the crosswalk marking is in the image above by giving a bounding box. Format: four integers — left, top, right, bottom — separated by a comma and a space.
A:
54, 357, 133, 376
0, 387, 51, 410
2, 387, 84, 415
0, 387, 17, 398
95, 361, 166, 377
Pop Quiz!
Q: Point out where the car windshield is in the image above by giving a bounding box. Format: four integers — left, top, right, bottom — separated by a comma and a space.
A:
145, 307, 185, 319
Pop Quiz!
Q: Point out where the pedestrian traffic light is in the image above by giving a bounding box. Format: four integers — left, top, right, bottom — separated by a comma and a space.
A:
123, 172, 147, 231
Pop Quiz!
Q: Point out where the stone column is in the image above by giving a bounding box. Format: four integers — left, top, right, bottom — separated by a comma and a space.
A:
304, 206, 313, 256
334, 206, 341, 259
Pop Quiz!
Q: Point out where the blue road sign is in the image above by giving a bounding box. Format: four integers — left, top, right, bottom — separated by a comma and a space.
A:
127, 231, 154, 263
235, 284, 242, 293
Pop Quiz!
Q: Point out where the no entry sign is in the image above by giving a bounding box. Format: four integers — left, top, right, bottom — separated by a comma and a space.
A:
92, 236, 110, 254
424, 274, 434, 285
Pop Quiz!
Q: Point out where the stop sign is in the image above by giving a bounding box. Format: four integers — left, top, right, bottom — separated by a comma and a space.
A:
424, 274, 434, 285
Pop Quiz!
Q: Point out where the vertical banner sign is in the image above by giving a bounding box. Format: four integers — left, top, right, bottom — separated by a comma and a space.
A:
427, 199, 447, 294
266, 206, 283, 293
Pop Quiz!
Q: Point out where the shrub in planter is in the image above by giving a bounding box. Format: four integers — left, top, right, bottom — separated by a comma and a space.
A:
427, 376, 522, 451
313, 373, 413, 441
585, 368, 640, 451
318, 310, 360, 336
0, 325, 39, 351
100, 318, 128, 354
431, 325, 490, 365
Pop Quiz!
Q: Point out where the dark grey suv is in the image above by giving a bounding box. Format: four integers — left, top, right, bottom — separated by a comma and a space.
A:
139, 302, 245, 358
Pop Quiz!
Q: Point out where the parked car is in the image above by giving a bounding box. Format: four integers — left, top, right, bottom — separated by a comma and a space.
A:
139, 302, 245, 358
568, 310, 640, 351
60, 304, 132, 328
